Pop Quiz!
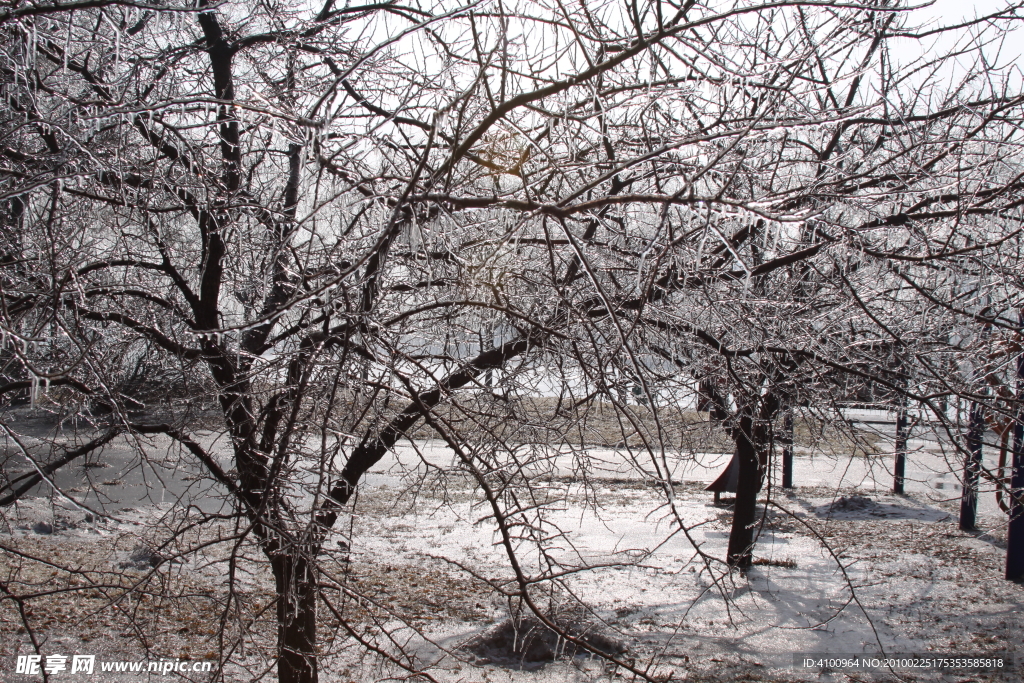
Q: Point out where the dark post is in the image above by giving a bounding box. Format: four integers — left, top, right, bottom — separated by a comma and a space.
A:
894, 400, 909, 494
959, 401, 985, 531
1006, 353, 1024, 581
782, 408, 794, 489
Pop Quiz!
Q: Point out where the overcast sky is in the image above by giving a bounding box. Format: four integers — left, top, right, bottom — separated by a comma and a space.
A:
909, 0, 1023, 64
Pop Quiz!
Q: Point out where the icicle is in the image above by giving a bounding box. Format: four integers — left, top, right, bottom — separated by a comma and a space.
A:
63, 22, 71, 72
99, 11, 121, 64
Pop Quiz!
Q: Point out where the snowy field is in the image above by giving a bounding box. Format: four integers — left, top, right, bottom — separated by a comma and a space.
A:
1, 429, 1022, 682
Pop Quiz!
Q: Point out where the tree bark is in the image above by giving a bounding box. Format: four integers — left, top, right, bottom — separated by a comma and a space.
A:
781, 407, 794, 489
727, 413, 759, 568
959, 401, 985, 531
727, 393, 780, 569
272, 553, 318, 683
1007, 354, 1024, 581
894, 403, 909, 494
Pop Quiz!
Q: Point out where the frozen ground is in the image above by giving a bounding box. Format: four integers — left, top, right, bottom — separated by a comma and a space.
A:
336, 461, 1022, 683
1, 433, 1022, 682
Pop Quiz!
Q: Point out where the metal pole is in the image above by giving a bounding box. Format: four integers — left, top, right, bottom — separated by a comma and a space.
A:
959, 401, 985, 531
1006, 353, 1024, 581
782, 408, 794, 489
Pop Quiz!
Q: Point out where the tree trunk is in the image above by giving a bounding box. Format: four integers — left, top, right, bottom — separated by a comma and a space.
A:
272, 553, 318, 683
1006, 352, 1024, 581
727, 394, 780, 569
781, 408, 794, 489
894, 402, 909, 495
727, 413, 760, 568
959, 401, 985, 531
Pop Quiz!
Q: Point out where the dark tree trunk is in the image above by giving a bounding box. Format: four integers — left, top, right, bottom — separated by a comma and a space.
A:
1008, 415, 1024, 581
894, 403, 909, 495
272, 553, 319, 683
892, 352, 909, 495
959, 401, 985, 531
1006, 353, 1024, 581
727, 393, 781, 569
781, 408, 794, 489
727, 413, 760, 568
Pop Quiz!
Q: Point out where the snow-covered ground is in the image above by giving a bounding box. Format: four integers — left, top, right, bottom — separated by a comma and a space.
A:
2, 431, 1022, 682
338, 458, 1022, 682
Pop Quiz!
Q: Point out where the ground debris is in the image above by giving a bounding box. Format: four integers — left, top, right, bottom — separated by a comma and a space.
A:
463, 611, 626, 669
828, 494, 875, 513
